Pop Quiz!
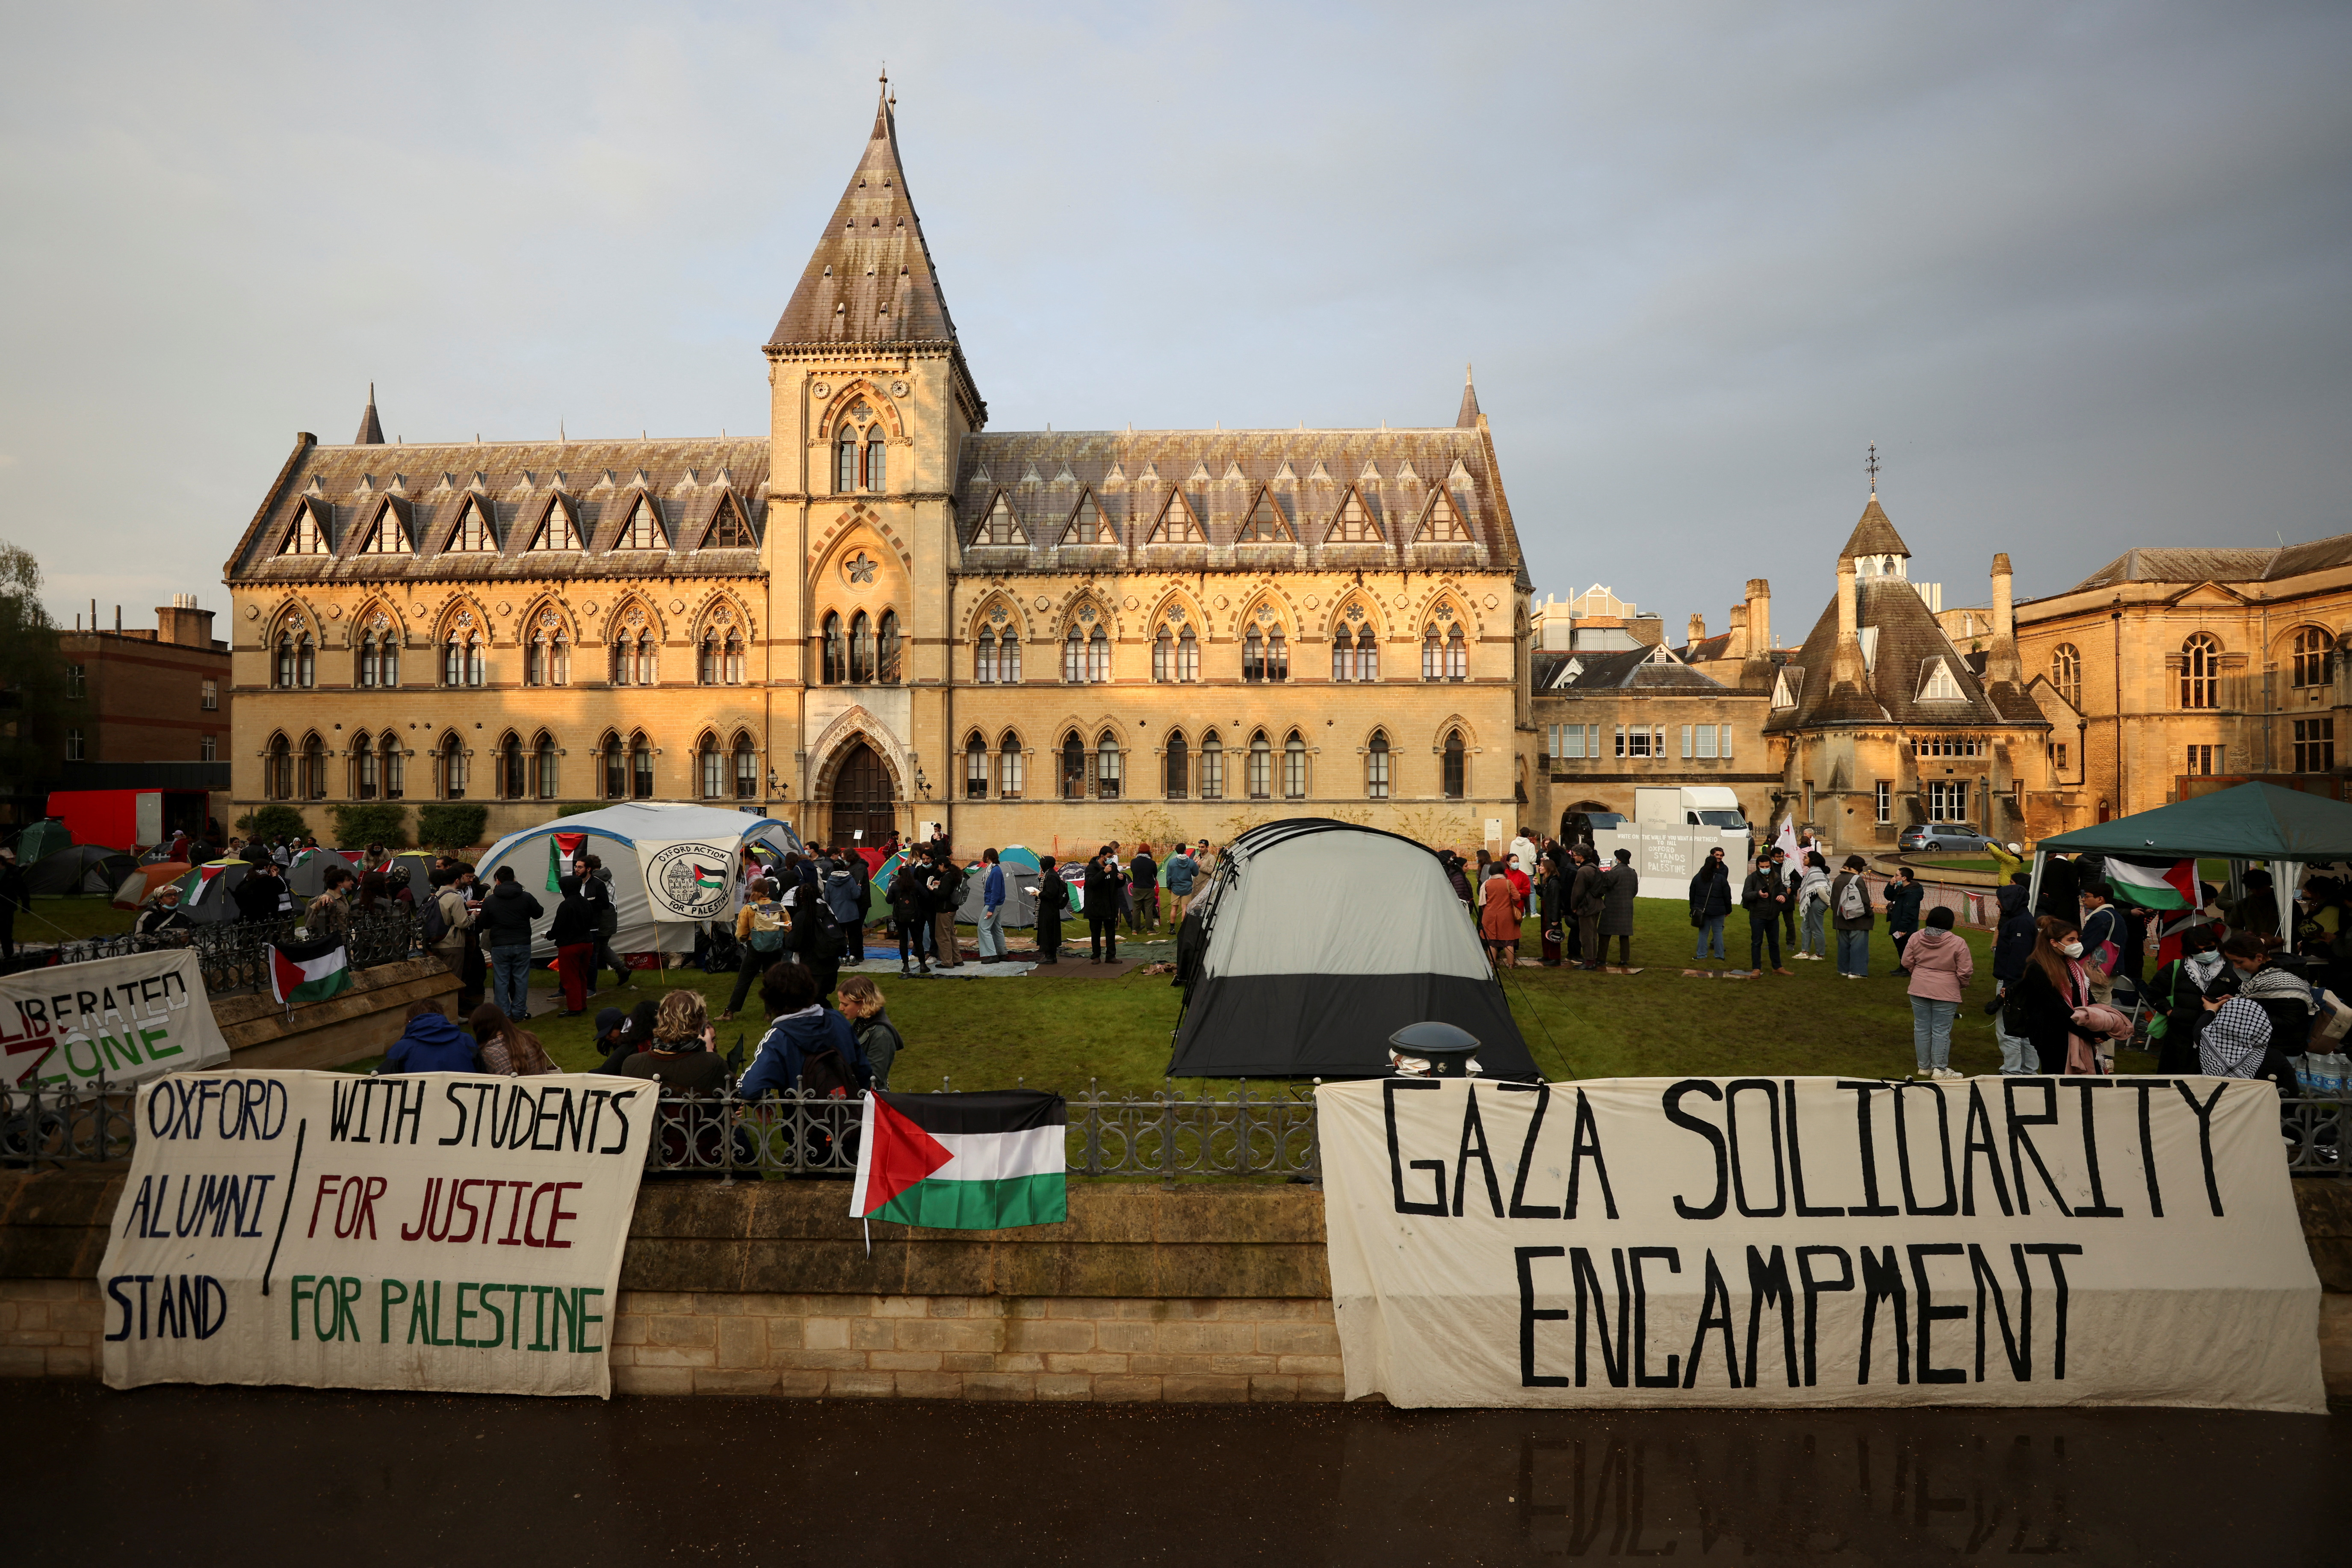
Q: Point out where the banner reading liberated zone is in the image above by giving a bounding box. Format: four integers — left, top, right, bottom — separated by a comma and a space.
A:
0, 948, 231, 1090
100, 1069, 655, 1398
1318, 1075, 2324, 1413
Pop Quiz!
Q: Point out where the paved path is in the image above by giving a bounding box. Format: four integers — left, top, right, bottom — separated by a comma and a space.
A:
3, 1382, 2342, 1563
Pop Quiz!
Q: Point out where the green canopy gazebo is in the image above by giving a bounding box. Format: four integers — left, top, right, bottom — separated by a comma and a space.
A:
2036, 782, 2352, 951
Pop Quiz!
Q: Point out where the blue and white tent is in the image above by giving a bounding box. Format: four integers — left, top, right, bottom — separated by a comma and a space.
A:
476, 802, 803, 955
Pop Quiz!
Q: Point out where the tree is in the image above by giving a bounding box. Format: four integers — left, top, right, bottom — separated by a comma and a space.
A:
415, 803, 488, 854
236, 804, 312, 842
328, 803, 410, 849
0, 540, 66, 802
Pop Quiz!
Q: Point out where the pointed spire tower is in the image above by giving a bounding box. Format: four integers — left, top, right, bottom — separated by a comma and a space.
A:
1456, 363, 1482, 428
768, 76, 960, 352
355, 384, 385, 445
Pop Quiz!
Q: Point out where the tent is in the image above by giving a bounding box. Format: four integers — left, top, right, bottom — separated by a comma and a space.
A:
175, 859, 252, 924
112, 862, 190, 909
14, 820, 72, 865
954, 847, 1044, 928
24, 845, 136, 896
285, 847, 359, 897
475, 803, 804, 956
1164, 818, 1537, 1080
2034, 782, 2352, 953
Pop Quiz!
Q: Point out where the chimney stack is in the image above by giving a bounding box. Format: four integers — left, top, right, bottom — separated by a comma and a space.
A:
1745, 577, 1771, 653
1985, 551, 2022, 683
155, 596, 217, 650
1687, 611, 1706, 647
1831, 557, 1864, 685
1727, 603, 1748, 660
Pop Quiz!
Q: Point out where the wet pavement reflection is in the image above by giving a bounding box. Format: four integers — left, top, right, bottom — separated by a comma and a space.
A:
3, 1381, 2340, 1563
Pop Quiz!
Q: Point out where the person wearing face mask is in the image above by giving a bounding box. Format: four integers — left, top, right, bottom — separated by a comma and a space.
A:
2145, 925, 2228, 1075
2003, 916, 2094, 1074
2214, 931, 2314, 1050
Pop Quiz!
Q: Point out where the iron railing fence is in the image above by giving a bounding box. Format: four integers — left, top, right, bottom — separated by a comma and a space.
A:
0, 1081, 136, 1167
52, 909, 419, 996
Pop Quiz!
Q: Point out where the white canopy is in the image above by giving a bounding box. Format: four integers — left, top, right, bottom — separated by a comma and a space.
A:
476, 803, 803, 954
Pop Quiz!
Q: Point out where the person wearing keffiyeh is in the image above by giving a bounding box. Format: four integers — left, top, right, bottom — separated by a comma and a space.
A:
2198, 994, 2272, 1079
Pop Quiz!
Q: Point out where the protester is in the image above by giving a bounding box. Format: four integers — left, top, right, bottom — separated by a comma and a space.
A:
1795, 851, 1831, 960
1884, 866, 1924, 965
470, 1002, 558, 1076
382, 999, 479, 1073
837, 974, 904, 1090
2077, 881, 2123, 1005
477, 865, 544, 1021
888, 861, 932, 975
234, 858, 289, 923
1570, 849, 1609, 971
1441, 850, 1474, 910
355, 870, 392, 918
977, 848, 1008, 962
621, 990, 728, 1093
0, 847, 26, 961
1510, 828, 1538, 880
577, 855, 630, 993
305, 867, 354, 943
617, 998, 660, 1060
2005, 916, 2092, 1074
1479, 859, 1523, 971
2199, 986, 2278, 1081
926, 850, 964, 971
548, 873, 597, 1017
1600, 847, 1638, 969
1901, 906, 1973, 1079
591, 1006, 636, 1075
1084, 847, 1121, 963
1164, 843, 1200, 927
722, 877, 789, 1018
1830, 855, 1875, 979
1989, 874, 2039, 1073
1034, 854, 1067, 965
845, 847, 874, 942
2229, 869, 2280, 945
794, 859, 846, 1001
1778, 848, 1801, 949
2219, 930, 2314, 1047
1129, 843, 1160, 934
1536, 848, 1566, 967
133, 884, 195, 945
735, 961, 871, 1098
1688, 846, 1732, 964
1740, 853, 1790, 975
429, 867, 476, 967
1503, 855, 1531, 925
2144, 925, 2226, 1075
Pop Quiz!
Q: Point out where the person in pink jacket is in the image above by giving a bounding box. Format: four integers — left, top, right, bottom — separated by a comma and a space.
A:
1901, 905, 1975, 1079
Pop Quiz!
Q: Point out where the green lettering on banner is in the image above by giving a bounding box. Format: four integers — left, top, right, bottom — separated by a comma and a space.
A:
406, 1279, 431, 1345
289, 1275, 316, 1341
142, 1025, 180, 1059
529, 1285, 553, 1352
477, 1283, 508, 1349
98, 1034, 140, 1073
576, 1288, 605, 1354
454, 1282, 479, 1348
380, 1279, 408, 1344
552, 1286, 577, 1352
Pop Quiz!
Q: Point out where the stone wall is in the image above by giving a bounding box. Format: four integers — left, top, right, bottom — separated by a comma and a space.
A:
214, 954, 460, 1070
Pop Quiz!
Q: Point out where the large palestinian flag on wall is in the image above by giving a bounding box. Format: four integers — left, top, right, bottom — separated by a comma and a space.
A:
849, 1090, 1068, 1229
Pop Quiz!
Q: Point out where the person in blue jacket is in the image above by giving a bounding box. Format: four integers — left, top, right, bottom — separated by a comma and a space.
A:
733, 960, 872, 1098
382, 999, 480, 1072
977, 849, 1008, 962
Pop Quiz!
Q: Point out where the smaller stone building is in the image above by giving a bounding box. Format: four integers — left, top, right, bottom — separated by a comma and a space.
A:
1534, 641, 1774, 834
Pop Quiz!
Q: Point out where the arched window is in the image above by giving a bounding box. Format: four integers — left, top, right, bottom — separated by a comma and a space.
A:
2051, 644, 2081, 708
1097, 731, 1122, 800
266, 735, 292, 800
849, 611, 875, 683
976, 630, 998, 683
1060, 732, 1086, 800
1442, 729, 1466, 799
1332, 629, 1353, 683
1247, 731, 1272, 800
1422, 626, 1442, 681
2181, 633, 2221, 709
631, 734, 655, 799
382, 732, 405, 800
1267, 629, 1289, 682
501, 735, 525, 800
1446, 624, 1467, 681
611, 634, 632, 685
724, 632, 744, 685
1283, 730, 1306, 799
634, 634, 656, 687
965, 732, 988, 800
535, 735, 559, 800
438, 733, 467, 800
998, 731, 1026, 799
1088, 626, 1110, 683
527, 629, 560, 686
1358, 626, 1379, 681
836, 427, 858, 493
300, 734, 326, 800
1200, 729, 1225, 800
865, 434, 887, 493
2293, 626, 2333, 688
1366, 731, 1390, 798
733, 735, 758, 799
354, 734, 379, 800
1244, 628, 1265, 682
1064, 626, 1084, 684
1164, 730, 1189, 799
275, 632, 295, 689
359, 635, 381, 688
295, 635, 315, 689
877, 611, 901, 684
379, 634, 399, 689
1177, 628, 1198, 682
821, 612, 845, 685
697, 735, 721, 799
601, 736, 626, 800
1153, 627, 1173, 682
699, 635, 718, 685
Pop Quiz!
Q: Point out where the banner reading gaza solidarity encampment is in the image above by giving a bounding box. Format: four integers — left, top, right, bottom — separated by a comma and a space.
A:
1318, 1076, 2325, 1413
100, 1069, 655, 1399
0, 949, 230, 1090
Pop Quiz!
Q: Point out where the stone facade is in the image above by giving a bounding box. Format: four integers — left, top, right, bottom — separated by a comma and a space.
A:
221, 83, 1532, 857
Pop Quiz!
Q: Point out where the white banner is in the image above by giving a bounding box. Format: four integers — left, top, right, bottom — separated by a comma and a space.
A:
0, 949, 232, 1089
100, 1069, 655, 1398
635, 838, 739, 922
1318, 1075, 2325, 1413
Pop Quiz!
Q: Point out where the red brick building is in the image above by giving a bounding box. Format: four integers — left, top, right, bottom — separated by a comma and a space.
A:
57, 596, 231, 774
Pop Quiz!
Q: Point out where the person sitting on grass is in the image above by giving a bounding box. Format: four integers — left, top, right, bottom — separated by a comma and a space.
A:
836, 974, 904, 1091
469, 1002, 558, 1077
1901, 906, 1974, 1080
734, 960, 871, 1100
621, 989, 727, 1093
383, 998, 478, 1073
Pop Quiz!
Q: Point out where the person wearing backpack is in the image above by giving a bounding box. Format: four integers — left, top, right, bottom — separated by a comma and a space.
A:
427, 868, 474, 964
720, 878, 789, 1021
926, 849, 966, 970
1831, 855, 1875, 979
1035, 854, 1068, 965
1795, 851, 1832, 960
836, 974, 904, 1090
793, 871, 846, 1001
888, 861, 932, 976
577, 855, 630, 994
2077, 882, 2123, 1006
1687, 846, 1733, 964
734, 960, 871, 1099
1989, 875, 2040, 1072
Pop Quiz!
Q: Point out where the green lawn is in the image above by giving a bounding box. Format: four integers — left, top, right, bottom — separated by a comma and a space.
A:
18, 895, 137, 943
340, 899, 2152, 1090
1913, 856, 1997, 874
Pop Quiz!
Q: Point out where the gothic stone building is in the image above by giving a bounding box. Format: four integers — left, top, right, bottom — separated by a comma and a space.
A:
223, 87, 1535, 854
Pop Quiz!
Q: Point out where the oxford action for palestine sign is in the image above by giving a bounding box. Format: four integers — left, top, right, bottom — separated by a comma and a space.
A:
1318, 1076, 2324, 1413
101, 1069, 655, 1398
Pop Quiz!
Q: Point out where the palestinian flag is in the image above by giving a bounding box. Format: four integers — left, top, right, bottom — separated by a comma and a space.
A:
850, 1090, 1068, 1229
545, 831, 589, 891
2103, 856, 2195, 911
694, 864, 727, 892
269, 934, 352, 1006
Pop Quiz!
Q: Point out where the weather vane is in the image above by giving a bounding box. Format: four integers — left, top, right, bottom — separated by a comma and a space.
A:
1865, 441, 1879, 494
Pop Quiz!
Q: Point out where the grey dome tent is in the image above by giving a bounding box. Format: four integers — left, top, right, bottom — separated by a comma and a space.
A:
25, 845, 136, 896
1164, 819, 1536, 1079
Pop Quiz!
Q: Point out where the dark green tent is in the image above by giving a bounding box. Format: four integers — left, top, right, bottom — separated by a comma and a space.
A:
2039, 782, 2352, 861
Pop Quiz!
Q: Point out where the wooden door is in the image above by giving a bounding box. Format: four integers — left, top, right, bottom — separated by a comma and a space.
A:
829, 742, 896, 848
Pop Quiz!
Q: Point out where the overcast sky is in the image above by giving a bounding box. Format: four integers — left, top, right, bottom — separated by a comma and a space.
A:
4, 2, 2346, 638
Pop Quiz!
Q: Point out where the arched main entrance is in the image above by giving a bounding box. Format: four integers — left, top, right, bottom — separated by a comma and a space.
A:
829, 741, 897, 847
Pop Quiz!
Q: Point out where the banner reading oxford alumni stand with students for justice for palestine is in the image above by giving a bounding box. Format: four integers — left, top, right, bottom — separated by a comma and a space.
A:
100, 1069, 655, 1399
1318, 1075, 2325, 1414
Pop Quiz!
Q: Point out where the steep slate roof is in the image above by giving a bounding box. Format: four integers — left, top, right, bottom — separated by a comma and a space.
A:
2064, 531, 2352, 593
1838, 496, 1910, 561
1767, 573, 2042, 733
767, 82, 957, 351
952, 427, 1520, 571
225, 436, 772, 586
1541, 644, 1729, 693
355, 386, 384, 446
1457, 365, 1481, 428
